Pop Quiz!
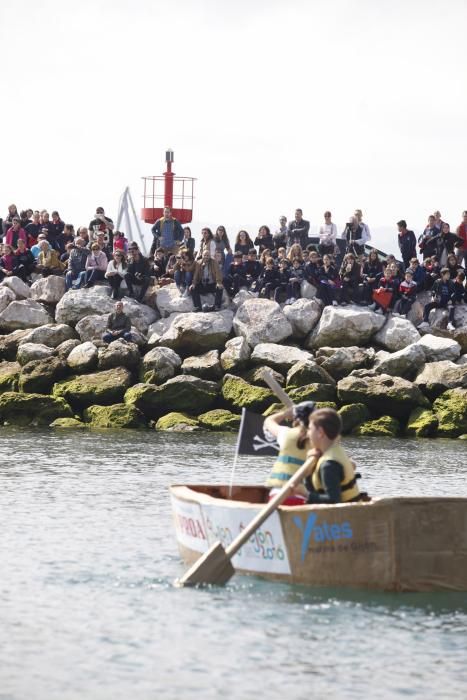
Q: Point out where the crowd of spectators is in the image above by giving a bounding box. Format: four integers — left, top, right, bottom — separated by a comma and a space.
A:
1, 203, 467, 332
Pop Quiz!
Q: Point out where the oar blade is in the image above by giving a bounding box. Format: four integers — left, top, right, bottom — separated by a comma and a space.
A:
176, 541, 235, 587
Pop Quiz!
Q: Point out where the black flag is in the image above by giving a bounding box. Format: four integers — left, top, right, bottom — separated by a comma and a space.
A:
236, 408, 280, 457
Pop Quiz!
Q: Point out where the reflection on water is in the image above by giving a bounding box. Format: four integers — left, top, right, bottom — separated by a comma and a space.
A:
1, 428, 467, 700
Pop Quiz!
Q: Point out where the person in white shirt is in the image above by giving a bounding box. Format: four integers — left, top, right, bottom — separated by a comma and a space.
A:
354, 209, 371, 244
318, 211, 338, 256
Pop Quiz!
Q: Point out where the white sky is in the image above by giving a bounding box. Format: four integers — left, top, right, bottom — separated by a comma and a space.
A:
2, 0, 466, 254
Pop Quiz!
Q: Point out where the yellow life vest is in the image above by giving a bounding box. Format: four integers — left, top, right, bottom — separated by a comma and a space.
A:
311, 443, 360, 502
265, 427, 308, 488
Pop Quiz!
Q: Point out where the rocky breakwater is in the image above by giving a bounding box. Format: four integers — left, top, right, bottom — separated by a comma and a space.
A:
0, 275, 466, 438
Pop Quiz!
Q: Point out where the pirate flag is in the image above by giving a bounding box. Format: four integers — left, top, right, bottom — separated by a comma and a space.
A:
236, 408, 280, 457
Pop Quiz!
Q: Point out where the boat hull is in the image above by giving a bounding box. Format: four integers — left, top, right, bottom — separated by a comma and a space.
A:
170, 485, 467, 591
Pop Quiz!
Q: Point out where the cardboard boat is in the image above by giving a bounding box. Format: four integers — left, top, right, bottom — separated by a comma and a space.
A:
170, 484, 467, 592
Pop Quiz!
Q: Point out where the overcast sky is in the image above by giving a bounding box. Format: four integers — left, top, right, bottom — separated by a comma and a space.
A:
2, 0, 466, 254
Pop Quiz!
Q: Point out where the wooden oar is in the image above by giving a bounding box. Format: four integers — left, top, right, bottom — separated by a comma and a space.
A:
176, 455, 316, 587
261, 369, 294, 408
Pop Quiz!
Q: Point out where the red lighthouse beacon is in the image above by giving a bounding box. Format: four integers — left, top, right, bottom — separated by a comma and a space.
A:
141, 150, 196, 225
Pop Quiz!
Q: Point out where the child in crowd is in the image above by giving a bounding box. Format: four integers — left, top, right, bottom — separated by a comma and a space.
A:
254, 225, 274, 254
370, 266, 398, 314
113, 230, 129, 254
257, 257, 280, 299
151, 248, 167, 282
406, 257, 426, 291
243, 248, 262, 290
174, 249, 196, 296
317, 254, 340, 306
304, 250, 321, 286
224, 252, 247, 297
423, 256, 441, 290
420, 267, 456, 330
274, 258, 290, 303
393, 269, 417, 317
285, 256, 305, 304
340, 253, 361, 304
361, 250, 382, 304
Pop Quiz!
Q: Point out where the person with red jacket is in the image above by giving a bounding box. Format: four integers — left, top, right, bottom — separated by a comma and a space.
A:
456, 210, 467, 267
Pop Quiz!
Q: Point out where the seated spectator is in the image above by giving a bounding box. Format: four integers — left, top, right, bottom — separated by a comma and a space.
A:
370, 266, 398, 314
125, 245, 151, 301
304, 249, 321, 286
254, 225, 274, 254
60, 241, 75, 265
446, 253, 462, 280
89, 207, 114, 248
435, 222, 463, 265
105, 251, 127, 299
65, 238, 89, 290
452, 271, 467, 313
274, 258, 290, 303
182, 226, 196, 256
0, 244, 15, 280
25, 212, 42, 247
224, 251, 247, 297
48, 211, 65, 248
361, 249, 383, 303
393, 269, 417, 317
243, 248, 262, 290
420, 267, 456, 330
94, 231, 112, 260
5, 217, 27, 248
276, 247, 287, 265
423, 256, 441, 290
113, 230, 129, 254
285, 256, 305, 304
406, 257, 426, 291
287, 243, 303, 263
339, 252, 362, 304
317, 254, 340, 306
150, 248, 167, 282
174, 249, 196, 296
81, 243, 108, 288
257, 257, 280, 300
318, 211, 337, 257
56, 224, 75, 254
76, 226, 90, 246
36, 240, 65, 276
103, 301, 132, 344
234, 230, 254, 256
397, 220, 417, 269
31, 233, 50, 261
190, 249, 224, 312
13, 240, 35, 282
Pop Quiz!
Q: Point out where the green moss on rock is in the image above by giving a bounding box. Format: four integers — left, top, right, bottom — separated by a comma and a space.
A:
83, 403, 147, 429
0, 361, 20, 394
0, 391, 73, 426
19, 357, 68, 394
287, 383, 337, 403
198, 409, 241, 432
338, 403, 371, 434
353, 415, 400, 437
155, 412, 200, 431
241, 366, 285, 388
405, 407, 438, 437
53, 367, 132, 409
50, 417, 87, 429
433, 389, 467, 438
221, 374, 275, 413
125, 375, 217, 419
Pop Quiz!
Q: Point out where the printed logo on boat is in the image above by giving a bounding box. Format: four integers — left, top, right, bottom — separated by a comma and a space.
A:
293, 513, 353, 562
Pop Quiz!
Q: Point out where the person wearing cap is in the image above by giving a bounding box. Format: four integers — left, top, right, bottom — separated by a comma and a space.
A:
264, 401, 316, 506
306, 408, 363, 504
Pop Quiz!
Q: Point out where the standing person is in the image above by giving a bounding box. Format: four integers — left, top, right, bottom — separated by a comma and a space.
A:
341, 216, 365, 257
234, 230, 254, 256
418, 215, 439, 259
420, 268, 456, 330
397, 220, 417, 269
125, 245, 151, 302
190, 250, 224, 312
306, 408, 362, 504
5, 218, 27, 248
2, 204, 19, 238
150, 205, 183, 256
254, 225, 274, 254
433, 210, 445, 232
105, 251, 127, 299
196, 228, 217, 260
273, 216, 288, 252
318, 211, 338, 257
181, 227, 196, 255
287, 209, 310, 250
263, 402, 316, 506
89, 207, 114, 248
435, 223, 463, 266
103, 301, 132, 344
354, 209, 371, 244
213, 226, 232, 259
455, 210, 467, 267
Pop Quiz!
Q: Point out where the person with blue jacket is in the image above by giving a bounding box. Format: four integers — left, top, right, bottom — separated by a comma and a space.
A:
150, 206, 184, 256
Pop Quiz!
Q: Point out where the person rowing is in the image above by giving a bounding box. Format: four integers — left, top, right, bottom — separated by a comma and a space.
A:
263, 401, 316, 506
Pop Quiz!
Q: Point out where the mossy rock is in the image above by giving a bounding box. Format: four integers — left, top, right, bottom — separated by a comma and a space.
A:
155, 412, 200, 431
0, 361, 20, 394
198, 409, 241, 432
50, 417, 87, 429
83, 403, 147, 429
241, 366, 285, 388
338, 403, 371, 434
53, 367, 133, 409
353, 415, 400, 437
0, 391, 73, 426
287, 383, 337, 403
221, 374, 275, 413
405, 407, 438, 437
19, 357, 68, 394
433, 389, 467, 438
262, 402, 284, 417
458, 434, 467, 440
125, 375, 217, 419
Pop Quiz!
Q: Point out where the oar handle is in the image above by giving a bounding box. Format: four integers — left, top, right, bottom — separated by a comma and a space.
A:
261, 369, 294, 407
225, 456, 317, 558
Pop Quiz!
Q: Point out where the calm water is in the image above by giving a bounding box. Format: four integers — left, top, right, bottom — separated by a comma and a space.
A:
1, 429, 467, 700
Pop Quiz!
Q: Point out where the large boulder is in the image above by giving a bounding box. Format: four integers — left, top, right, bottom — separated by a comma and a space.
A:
98, 341, 141, 371
338, 403, 371, 434
16, 342, 55, 366
416, 335, 461, 362
155, 412, 200, 432
55, 287, 115, 326
141, 346, 182, 383
0, 361, 21, 393
83, 403, 146, 429
50, 417, 87, 429
337, 372, 430, 418
221, 374, 274, 413
0, 391, 72, 426
20, 323, 77, 348
117, 296, 159, 334
314, 346, 375, 381
0, 286, 16, 313
30, 276, 66, 304
287, 360, 335, 387
197, 408, 241, 432
19, 357, 68, 394
220, 336, 251, 372
233, 299, 292, 347
306, 305, 385, 349
283, 298, 322, 338
242, 366, 285, 387
407, 290, 431, 327
154, 285, 195, 317
181, 350, 223, 381
250, 343, 313, 373
414, 360, 467, 400
1, 276, 31, 299
158, 310, 234, 356
287, 383, 337, 403
433, 389, 467, 437
75, 314, 110, 342
0, 329, 32, 360
374, 343, 426, 379
353, 416, 400, 437
67, 342, 99, 373
53, 367, 133, 409
125, 375, 218, 419
300, 280, 318, 300
373, 316, 420, 352
405, 407, 438, 437
0, 300, 52, 332
454, 329, 467, 355
55, 338, 82, 359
